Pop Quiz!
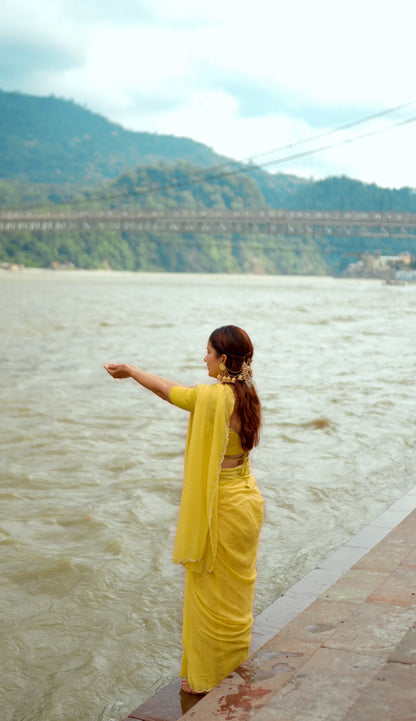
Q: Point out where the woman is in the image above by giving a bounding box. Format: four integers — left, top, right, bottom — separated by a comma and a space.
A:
104, 325, 263, 695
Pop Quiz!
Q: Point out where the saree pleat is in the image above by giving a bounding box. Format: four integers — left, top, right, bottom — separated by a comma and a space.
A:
180, 461, 264, 693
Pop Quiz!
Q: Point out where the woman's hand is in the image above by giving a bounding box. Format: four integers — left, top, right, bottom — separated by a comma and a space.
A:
104, 363, 180, 401
104, 363, 132, 379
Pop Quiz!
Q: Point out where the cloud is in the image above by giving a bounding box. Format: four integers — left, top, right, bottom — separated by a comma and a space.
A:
0, 38, 84, 88
0, 0, 88, 90
193, 65, 381, 127
0, 0, 415, 187
67, 0, 155, 24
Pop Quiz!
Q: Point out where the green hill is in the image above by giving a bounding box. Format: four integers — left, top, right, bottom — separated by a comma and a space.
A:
1, 89, 416, 215
0, 89, 229, 186
1, 89, 416, 274
0, 160, 328, 274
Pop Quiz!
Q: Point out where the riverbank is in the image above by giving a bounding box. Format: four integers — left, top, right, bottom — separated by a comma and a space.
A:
125, 485, 416, 721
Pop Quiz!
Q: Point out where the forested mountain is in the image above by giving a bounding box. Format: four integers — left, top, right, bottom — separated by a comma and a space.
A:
1, 90, 416, 274
0, 163, 327, 274
0, 90, 228, 186
2, 89, 416, 212
2, 161, 416, 275
105, 164, 416, 213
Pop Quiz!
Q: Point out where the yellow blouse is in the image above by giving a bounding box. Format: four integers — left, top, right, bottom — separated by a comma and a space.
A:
225, 427, 244, 458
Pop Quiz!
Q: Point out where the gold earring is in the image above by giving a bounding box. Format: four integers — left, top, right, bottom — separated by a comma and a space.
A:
219, 362, 226, 371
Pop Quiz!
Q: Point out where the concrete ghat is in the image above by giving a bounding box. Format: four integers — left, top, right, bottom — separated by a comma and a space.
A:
123, 486, 416, 721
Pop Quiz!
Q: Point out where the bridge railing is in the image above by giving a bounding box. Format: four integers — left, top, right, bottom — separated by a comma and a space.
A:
1, 209, 416, 240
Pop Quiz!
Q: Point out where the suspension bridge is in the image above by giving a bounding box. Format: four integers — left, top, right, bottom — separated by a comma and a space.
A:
1, 208, 416, 243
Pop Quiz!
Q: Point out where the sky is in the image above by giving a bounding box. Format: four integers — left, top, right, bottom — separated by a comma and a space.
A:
1, 0, 416, 189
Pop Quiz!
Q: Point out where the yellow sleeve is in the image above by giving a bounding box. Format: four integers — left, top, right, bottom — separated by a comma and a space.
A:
169, 385, 199, 412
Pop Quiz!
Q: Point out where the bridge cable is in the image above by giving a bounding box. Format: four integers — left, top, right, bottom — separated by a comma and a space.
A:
4, 100, 416, 210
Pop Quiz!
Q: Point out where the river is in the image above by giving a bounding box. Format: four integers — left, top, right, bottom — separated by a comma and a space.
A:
1, 270, 415, 721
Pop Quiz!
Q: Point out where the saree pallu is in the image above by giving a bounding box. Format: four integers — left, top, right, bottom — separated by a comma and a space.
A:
180, 460, 264, 693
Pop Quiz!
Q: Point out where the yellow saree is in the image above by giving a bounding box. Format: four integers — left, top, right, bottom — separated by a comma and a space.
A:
169, 383, 264, 692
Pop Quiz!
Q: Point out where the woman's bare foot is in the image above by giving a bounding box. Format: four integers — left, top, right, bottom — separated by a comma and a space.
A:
181, 679, 205, 695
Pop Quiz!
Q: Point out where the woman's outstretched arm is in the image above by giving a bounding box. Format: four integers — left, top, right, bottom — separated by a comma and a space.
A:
104, 363, 181, 401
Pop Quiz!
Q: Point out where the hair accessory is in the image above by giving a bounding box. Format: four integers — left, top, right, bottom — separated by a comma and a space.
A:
217, 358, 253, 388
240, 359, 253, 388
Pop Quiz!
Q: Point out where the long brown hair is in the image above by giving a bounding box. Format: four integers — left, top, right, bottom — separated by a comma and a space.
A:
209, 325, 261, 451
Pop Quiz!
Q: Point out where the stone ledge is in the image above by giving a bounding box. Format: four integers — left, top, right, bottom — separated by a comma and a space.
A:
122, 487, 416, 721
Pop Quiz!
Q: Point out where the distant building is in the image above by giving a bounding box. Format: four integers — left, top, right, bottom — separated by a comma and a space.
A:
344, 252, 414, 280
